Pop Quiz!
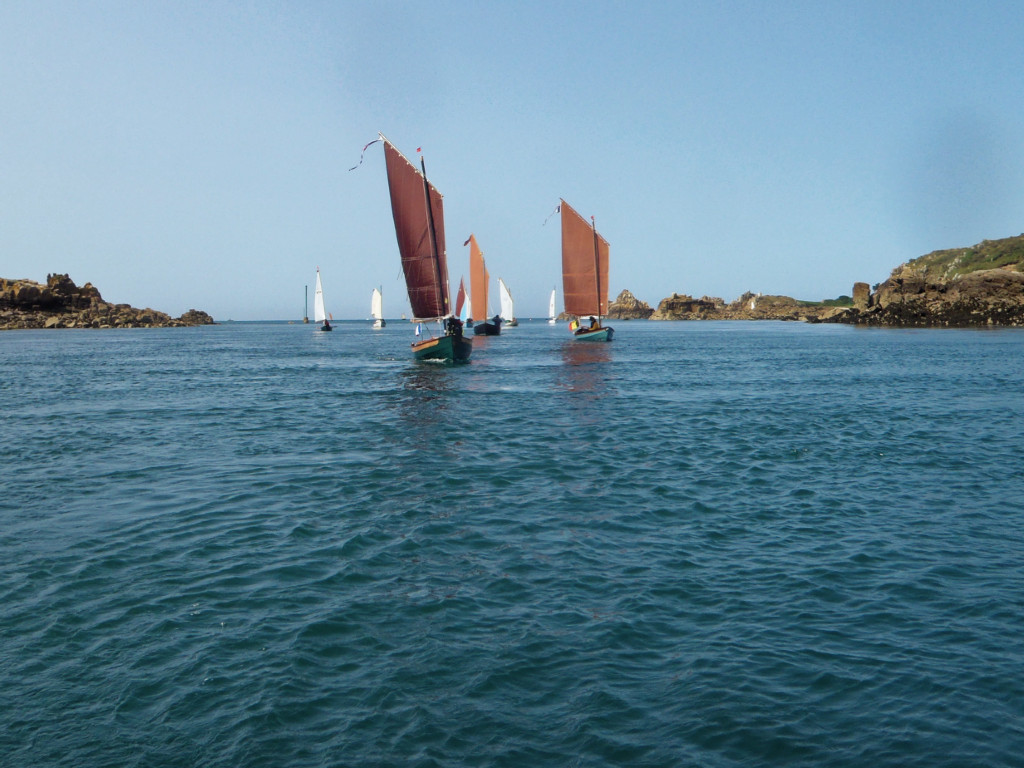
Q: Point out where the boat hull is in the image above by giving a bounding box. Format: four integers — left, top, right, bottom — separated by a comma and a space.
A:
473, 321, 501, 336
372, 319, 386, 329
412, 334, 472, 362
573, 326, 614, 342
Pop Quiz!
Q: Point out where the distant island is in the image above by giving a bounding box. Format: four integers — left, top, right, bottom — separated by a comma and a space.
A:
0, 274, 215, 330
607, 232, 1024, 327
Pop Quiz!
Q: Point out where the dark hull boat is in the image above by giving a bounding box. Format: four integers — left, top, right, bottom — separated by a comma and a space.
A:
473, 318, 501, 336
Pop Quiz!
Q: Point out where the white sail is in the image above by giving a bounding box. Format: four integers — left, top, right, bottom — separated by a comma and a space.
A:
371, 287, 383, 320
548, 287, 556, 324
314, 268, 327, 323
498, 278, 515, 322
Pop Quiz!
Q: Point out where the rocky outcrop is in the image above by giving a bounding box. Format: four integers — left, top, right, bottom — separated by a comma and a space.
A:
607, 290, 654, 319
817, 268, 1024, 327
1, 274, 215, 330
815, 234, 1024, 327
651, 291, 837, 321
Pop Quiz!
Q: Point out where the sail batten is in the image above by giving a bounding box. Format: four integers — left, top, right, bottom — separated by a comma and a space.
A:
383, 139, 450, 320
561, 199, 609, 317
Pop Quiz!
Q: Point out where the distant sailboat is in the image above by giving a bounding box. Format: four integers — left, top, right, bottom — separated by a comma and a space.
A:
468, 234, 500, 336
560, 199, 613, 341
314, 267, 333, 331
548, 287, 557, 325
380, 134, 470, 361
455, 277, 470, 324
498, 277, 517, 326
371, 287, 386, 328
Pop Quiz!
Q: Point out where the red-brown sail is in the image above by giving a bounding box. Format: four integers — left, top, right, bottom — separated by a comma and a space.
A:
455, 277, 467, 318
383, 140, 450, 320
468, 234, 489, 321
561, 199, 610, 317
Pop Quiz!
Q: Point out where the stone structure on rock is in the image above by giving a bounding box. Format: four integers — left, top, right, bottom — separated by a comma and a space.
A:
1, 274, 215, 330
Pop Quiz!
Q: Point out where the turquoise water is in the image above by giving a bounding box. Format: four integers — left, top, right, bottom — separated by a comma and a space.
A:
3, 320, 1023, 767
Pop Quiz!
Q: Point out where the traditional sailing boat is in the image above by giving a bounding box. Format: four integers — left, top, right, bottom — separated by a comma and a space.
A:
381, 135, 470, 361
455, 277, 470, 324
498, 277, 518, 326
467, 234, 500, 336
314, 267, 332, 331
548, 287, 557, 325
560, 199, 613, 341
371, 287, 386, 328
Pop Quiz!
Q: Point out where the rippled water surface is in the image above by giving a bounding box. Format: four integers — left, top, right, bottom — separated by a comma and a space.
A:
3, 320, 1024, 767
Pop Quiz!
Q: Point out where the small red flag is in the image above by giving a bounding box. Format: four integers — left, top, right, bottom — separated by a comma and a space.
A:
416, 147, 422, 153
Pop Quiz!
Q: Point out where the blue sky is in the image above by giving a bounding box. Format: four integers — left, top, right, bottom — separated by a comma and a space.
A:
3, 0, 1024, 320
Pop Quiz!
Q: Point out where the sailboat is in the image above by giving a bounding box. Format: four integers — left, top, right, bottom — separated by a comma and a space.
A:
467, 234, 500, 336
371, 287, 386, 328
314, 267, 333, 331
381, 135, 470, 362
560, 199, 613, 341
548, 287, 557, 325
498, 277, 518, 326
455, 277, 470, 325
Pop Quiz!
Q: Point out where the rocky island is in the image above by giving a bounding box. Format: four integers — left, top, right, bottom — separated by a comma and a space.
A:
814, 234, 1024, 327
606, 232, 1024, 327
0, 273, 215, 330
606, 289, 842, 322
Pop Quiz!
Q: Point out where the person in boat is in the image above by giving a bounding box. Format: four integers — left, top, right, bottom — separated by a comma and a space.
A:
445, 316, 464, 338
588, 316, 598, 329
493, 314, 502, 326
322, 318, 331, 331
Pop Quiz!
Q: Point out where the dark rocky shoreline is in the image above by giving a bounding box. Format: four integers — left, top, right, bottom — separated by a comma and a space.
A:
1, 274, 215, 330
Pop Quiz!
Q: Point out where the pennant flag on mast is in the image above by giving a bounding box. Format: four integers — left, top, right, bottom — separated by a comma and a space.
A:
348, 136, 382, 171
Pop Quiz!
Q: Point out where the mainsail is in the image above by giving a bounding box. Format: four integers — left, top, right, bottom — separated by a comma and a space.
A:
498, 278, 514, 322
383, 139, 450, 320
455, 277, 468, 321
371, 287, 383, 320
561, 199, 610, 317
468, 234, 489, 321
314, 268, 327, 323
548, 287, 557, 322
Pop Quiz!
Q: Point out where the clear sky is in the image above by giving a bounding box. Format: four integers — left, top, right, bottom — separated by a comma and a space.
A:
3, 0, 1024, 320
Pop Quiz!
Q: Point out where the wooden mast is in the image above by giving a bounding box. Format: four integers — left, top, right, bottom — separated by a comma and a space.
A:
591, 215, 602, 321
421, 155, 446, 320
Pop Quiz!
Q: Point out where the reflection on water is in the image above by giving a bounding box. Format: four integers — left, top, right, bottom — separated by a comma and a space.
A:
557, 341, 611, 394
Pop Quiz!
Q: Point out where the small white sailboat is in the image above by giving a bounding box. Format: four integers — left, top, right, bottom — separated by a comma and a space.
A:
314, 267, 333, 331
498, 277, 517, 326
371, 287, 386, 328
548, 287, 557, 324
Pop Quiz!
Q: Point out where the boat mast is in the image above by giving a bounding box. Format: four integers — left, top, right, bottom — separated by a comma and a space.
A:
304, 284, 309, 324
420, 155, 446, 320
591, 215, 602, 320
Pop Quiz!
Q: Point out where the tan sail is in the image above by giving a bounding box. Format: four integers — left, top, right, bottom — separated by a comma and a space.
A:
468, 234, 489, 321
383, 139, 450, 320
561, 199, 610, 317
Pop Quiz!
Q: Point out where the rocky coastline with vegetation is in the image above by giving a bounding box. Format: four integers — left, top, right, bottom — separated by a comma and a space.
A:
607, 232, 1024, 327
0, 274, 215, 330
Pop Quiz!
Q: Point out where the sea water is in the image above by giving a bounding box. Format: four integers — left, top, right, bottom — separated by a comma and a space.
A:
2, 320, 1023, 767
